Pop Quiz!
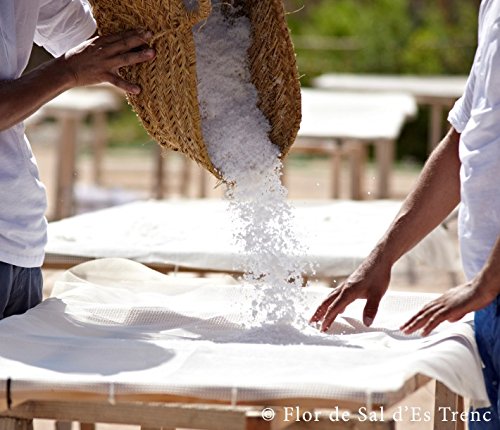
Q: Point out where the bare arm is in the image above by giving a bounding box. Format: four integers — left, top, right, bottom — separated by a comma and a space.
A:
374, 127, 461, 263
311, 128, 461, 331
0, 30, 155, 131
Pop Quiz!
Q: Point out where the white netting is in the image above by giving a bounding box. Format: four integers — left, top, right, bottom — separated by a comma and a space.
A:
0, 259, 486, 406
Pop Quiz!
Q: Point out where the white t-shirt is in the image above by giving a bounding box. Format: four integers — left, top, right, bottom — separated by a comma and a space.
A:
0, 0, 96, 267
448, 0, 500, 280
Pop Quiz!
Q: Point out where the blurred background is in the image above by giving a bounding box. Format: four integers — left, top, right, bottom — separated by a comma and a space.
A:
285, 0, 478, 161
26, 0, 480, 220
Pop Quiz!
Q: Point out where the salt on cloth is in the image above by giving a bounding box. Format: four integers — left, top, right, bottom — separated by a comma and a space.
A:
0, 259, 487, 406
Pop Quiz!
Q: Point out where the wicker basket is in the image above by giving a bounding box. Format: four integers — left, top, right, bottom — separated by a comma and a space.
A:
88, 0, 301, 179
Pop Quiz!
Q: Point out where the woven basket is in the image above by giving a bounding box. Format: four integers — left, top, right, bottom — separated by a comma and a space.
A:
88, 0, 301, 179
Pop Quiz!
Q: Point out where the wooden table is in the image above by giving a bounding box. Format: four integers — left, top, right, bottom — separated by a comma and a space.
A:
38, 86, 122, 220
0, 379, 465, 430
295, 89, 417, 199
43, 199, 459, 284
0, 261, 475, 430
312, 74, 467, 152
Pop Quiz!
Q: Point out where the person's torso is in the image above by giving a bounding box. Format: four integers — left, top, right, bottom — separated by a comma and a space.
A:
459, 0, 500, 279
0, 0, 48, 268
0, 1, 43, 80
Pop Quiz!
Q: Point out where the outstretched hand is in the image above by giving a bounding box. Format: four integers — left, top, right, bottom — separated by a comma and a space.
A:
61, 30, 156, 94
310, 257, 392, 332
400, 282, 496, 336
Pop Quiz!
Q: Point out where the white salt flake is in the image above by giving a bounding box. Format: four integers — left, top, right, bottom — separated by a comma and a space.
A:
193, 1, 310, 327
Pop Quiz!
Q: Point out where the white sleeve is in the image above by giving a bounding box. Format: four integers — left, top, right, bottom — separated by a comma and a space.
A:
447, 60, 476, 134
34, 0, 96, 58
447, 11, 486, 135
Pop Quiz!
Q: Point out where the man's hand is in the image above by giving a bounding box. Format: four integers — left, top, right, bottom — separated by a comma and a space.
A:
0, 29, 157, 130
310, 255, 392, 332
400, 282, 497, 336
60, 30, 156, 94
402, 234, 500, 336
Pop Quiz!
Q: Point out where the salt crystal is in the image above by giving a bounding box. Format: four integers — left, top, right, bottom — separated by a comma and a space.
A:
193, 1, 309, 327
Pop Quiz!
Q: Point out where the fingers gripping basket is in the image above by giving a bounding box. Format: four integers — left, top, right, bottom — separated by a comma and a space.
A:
88, 0, 301, 179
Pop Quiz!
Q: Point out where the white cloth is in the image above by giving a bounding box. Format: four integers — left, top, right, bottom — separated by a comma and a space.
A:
0, 258, 488, 406
448, 0, 500, 280
46, 199, 460, 277
0, 0, 95, 267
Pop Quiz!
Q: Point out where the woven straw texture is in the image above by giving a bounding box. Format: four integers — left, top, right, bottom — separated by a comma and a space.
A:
88, 0, 301, 179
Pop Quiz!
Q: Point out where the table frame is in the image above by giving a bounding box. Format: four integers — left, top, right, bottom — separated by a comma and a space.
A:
35, 87, 122, 221
43, 254, 335, 287
0, 378, 465, 430
42, 253, 232, 277
312, 74, 467, 153
295, 89, 414, 200
287, 137, 394, 200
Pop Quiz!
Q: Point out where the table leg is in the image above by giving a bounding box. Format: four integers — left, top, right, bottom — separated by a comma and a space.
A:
345, 140, 366, 200
433, 381, 464, 430
180, 157, 191, 197
429, 104, 444, 154
199, 169, 208, 198
330, 141, 341, 199
153, 145, 166, 200
92, 112, 107, 186
54, 116, 78, 220
455, 396, 465, 430
374, 139, 394, 199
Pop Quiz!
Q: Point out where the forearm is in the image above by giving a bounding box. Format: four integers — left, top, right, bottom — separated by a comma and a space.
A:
0, 30, 155, 132
372, 127, 461, 264
0, 57, 74, 131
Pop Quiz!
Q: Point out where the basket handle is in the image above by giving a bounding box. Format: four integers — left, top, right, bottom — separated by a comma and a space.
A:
186, 0, 212, 25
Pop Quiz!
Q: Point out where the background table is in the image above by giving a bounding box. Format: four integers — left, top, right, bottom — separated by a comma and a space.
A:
44, 199, 460, 284
295, 89, 417, 199
35, 86, 122, 220
312, 74, 467, 152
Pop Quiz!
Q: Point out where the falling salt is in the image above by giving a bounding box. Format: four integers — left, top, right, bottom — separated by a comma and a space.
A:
193, 1, 309, 326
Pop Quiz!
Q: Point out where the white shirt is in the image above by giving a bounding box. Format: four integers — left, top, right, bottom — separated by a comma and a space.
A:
0, 0, 95, 267
448, 0, 500, 280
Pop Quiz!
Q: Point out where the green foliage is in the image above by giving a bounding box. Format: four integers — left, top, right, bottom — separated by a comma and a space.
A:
286, 0, 478, 82
97, 2, 480, 161
107, 104, 151, 148
285, 0, 479, 161
402, 2, 478, 74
